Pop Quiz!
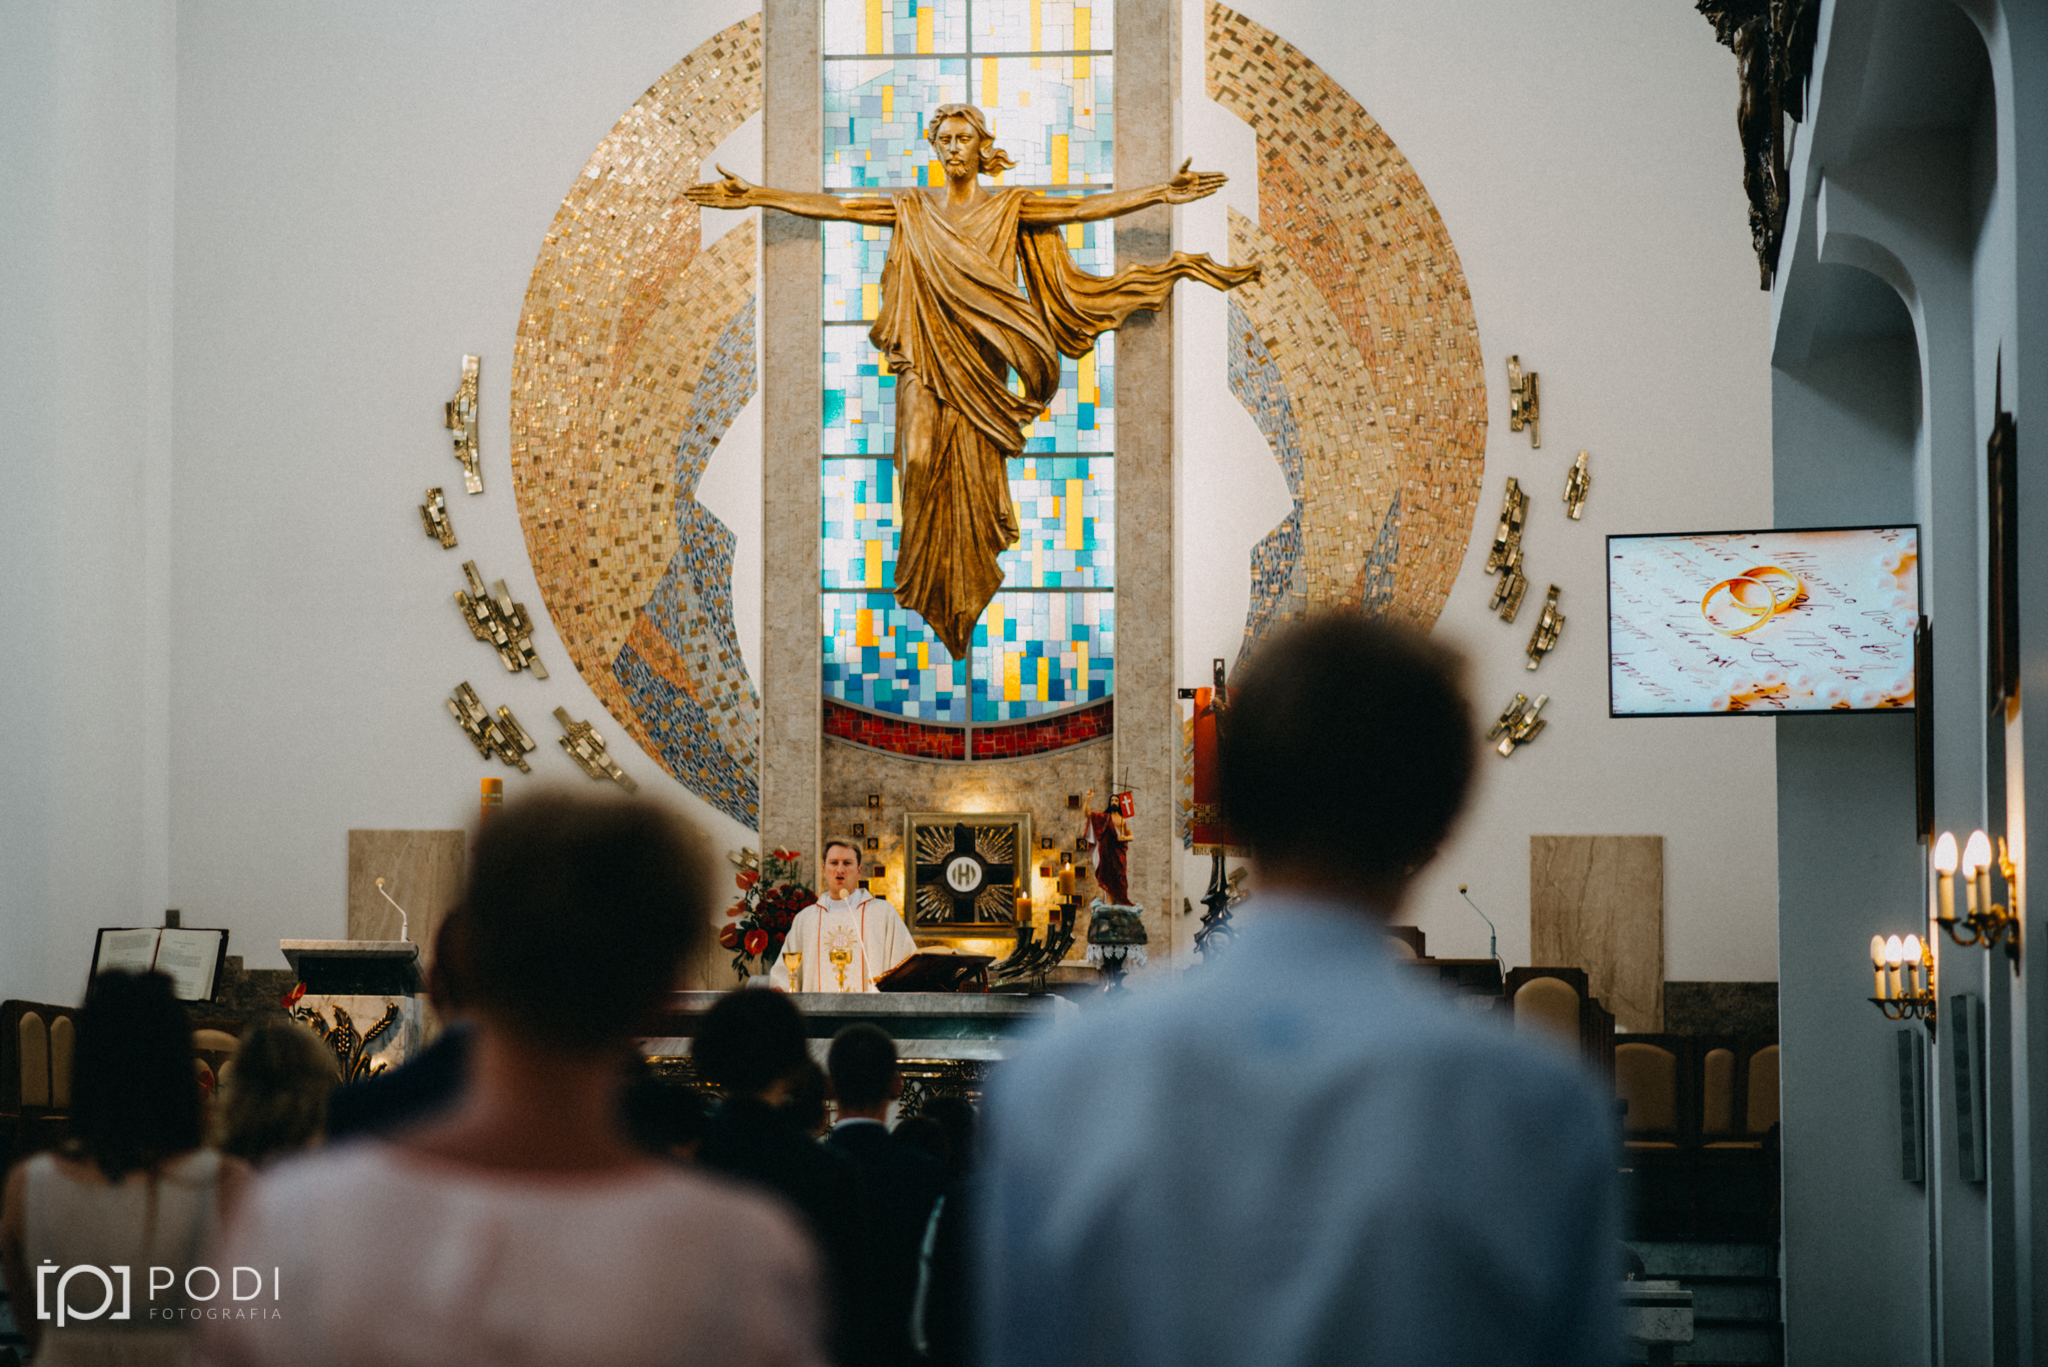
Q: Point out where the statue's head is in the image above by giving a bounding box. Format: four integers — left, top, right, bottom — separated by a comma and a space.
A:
925, 103, 1018, 178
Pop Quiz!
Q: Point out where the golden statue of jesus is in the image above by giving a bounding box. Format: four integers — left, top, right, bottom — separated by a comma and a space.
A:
686, 104, 1258, 658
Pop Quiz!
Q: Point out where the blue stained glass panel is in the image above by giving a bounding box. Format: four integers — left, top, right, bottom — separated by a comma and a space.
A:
824, 222, 890, 322
822, 329, 897, 454
972, 0, 1113, 51
825, 60, 969, 189
824, 0, 968, 55
824, 592, 969, 720
971, 592, 1114, 721
1018, 329, 1113, 451
974, 57, 1113, 186
822, 459, 899, 589
1000, 456, 1113, 587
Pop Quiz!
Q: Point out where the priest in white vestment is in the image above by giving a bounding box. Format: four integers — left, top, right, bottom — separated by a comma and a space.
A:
769, 839, 918, 992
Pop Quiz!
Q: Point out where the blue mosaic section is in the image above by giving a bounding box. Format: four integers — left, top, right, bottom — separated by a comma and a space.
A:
1228, 300, 1307, 666
825, 60, 969, 189
972, 591, 1113, 720
1360, 494, 1401, 618
824, 0, 968, 55
635, 299, 762, 824
824, 591, 970, 719
976, 57, 1113, 186
974, 0, 1111, 50
823, 328, 897, 454
822, 457, 898, 589
999, 455, 1113, 587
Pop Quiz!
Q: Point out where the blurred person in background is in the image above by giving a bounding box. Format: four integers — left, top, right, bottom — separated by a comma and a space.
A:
213, 1020, 340, 1167
1, 970, 250, 1367
203, 790, 823, 1367
979, 617, 1619, 1367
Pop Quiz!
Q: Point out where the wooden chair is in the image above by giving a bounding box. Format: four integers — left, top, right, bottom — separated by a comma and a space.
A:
2, 1000, 81, 1163
1502, 967, 1616, 1082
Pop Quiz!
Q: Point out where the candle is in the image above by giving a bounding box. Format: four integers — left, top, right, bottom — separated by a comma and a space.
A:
1933, 831, 1958, 924
1885, 935, 1904, 999
1966, 830, 1993, 921
1902, 934, 1922, 997
1059, 867, 1075, 897
1871, 934, 1888, 999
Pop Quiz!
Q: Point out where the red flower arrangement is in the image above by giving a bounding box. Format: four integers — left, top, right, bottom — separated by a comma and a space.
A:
721, 847, 814, 983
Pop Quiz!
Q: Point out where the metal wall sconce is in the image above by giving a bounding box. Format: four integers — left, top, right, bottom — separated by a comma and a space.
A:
1868, 932, 1936, 1026
1932, 829, 2021, 964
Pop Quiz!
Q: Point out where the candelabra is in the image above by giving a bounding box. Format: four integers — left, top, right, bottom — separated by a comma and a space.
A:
1867, 932, 1936, 1026
1932, 829, 2022, 964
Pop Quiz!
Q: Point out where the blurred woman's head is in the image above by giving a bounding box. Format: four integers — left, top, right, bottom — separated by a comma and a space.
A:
71, 971, 202, 1179
215, 1020, 340, 1165
461, 790, 713, 1053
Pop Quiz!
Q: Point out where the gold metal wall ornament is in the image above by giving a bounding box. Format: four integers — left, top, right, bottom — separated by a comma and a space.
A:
554, 707, 638, 792
1564, 451, 1590, 520
419, 488, 457, 548
446, 355, 483, 494
448, 682, 534, 773
1526, 585, 1564, 670
1507, 355, 1540, 447
1484, 477, 1527, 576
456, 562, 549, 678
1488, 693, 1548, 756
1490, 547, 1529, 623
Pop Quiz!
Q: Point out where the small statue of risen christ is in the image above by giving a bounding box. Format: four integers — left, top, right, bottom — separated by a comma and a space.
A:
686, 104, 1258, 657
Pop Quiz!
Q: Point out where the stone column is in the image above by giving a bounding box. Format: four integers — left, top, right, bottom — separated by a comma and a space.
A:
759, 0, 823, 876
1115, 0, 1178, 961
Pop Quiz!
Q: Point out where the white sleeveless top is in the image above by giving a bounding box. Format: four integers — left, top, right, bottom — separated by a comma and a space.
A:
201, 1140, 824, 1367
23, 1148, 223, 1367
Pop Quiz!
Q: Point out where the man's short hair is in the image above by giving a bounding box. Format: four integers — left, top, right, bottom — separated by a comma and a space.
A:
822, 838, 861, 863
1219, 615, 1474, 883
827, 1023, 899, 1109
462, 789, 711, 1051
694, 988, 811, 1097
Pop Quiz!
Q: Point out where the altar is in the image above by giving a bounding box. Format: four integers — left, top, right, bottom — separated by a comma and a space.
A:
640, 990, 1074, 1108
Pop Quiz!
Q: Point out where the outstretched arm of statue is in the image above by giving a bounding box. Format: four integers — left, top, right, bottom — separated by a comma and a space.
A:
1018, 159, 1228, 224
683, 164, 897, 225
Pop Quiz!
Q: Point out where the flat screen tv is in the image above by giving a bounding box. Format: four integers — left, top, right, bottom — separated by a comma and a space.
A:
1608, 525, 1919, 717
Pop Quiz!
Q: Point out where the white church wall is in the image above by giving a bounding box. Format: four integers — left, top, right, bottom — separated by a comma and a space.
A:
1173, 0, 1780, 987
0, 0, 178, 1006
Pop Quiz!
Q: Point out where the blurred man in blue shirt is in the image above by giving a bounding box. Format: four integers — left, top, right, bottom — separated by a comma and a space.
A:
980, 616, 1619, 1367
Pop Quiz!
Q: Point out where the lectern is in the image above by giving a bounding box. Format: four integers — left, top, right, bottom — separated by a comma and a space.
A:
280, 940, 425, 1082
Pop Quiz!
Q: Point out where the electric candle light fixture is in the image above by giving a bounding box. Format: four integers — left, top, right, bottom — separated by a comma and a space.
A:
1932, 828, 2021, 964
1868, 931, 1936, 1024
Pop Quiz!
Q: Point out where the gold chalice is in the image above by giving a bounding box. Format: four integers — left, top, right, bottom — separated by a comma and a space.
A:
830, 947, 852, 992
782, 948, 803, 989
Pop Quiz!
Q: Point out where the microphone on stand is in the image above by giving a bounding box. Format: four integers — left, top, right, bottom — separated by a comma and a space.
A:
374, 877, 411, 944
1458, 884, 1502, 976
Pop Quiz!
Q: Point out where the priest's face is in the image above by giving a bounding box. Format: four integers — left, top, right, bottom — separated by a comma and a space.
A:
823, 844, 861, 895
931, 116, 985, 181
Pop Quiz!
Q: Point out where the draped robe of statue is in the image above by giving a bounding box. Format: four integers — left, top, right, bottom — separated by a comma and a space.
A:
874, 187, 1256, 657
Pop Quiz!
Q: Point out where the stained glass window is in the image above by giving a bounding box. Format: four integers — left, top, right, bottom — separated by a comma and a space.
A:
821, 0, 1115, 732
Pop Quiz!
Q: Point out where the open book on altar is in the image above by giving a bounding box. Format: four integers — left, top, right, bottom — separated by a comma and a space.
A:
874, 950, 996, 994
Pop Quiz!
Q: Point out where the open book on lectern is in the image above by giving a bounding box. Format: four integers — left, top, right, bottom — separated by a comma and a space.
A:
91, 926, 229, 1002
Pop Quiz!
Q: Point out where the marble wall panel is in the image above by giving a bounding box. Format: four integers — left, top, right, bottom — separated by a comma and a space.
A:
345, 829, 464, 967
1530, 834, 1666, 1032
